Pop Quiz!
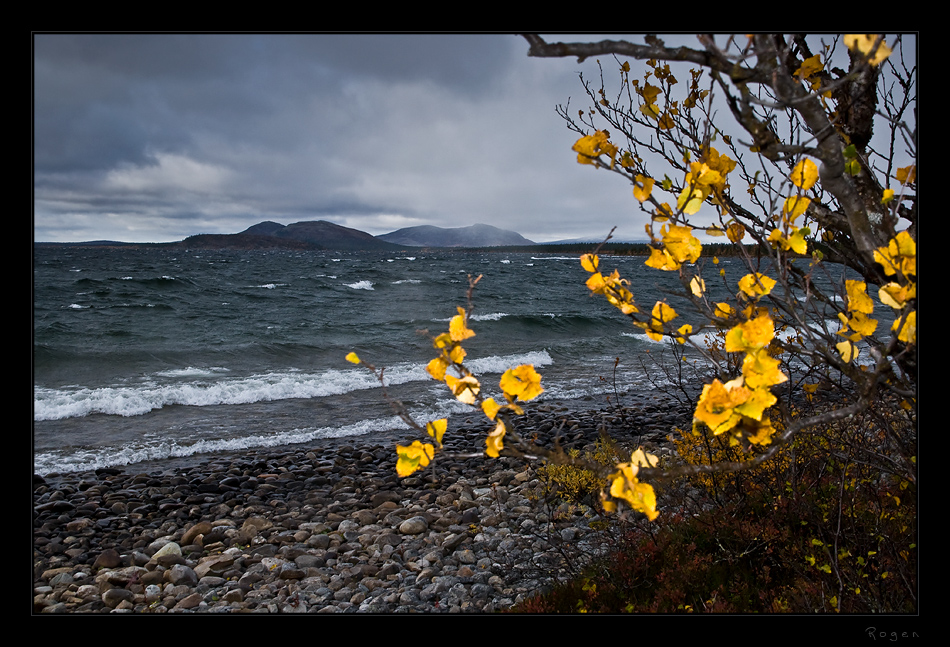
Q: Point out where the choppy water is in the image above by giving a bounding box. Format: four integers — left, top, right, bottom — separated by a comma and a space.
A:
33, 245, 859, 475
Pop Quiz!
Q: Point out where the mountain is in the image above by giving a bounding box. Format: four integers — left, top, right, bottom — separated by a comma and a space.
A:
268, 220, 409, 251
36, 220, 538, 251
177, 220, 410, 252
377, 223, 535, 247
241, 221, 287, 237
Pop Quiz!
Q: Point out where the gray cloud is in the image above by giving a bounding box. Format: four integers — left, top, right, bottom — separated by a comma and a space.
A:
32, 33, 701, 243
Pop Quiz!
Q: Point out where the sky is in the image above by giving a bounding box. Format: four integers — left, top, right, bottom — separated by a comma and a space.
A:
33, 33, 915, 245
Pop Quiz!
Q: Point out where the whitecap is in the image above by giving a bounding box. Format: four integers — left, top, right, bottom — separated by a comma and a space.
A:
346, 280, 374, 290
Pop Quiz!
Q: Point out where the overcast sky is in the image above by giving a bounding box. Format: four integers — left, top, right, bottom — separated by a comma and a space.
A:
32, 33, 915, 244
32, 33, 675, 243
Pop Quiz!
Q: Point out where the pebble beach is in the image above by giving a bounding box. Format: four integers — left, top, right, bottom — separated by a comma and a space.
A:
33, 397, 695, 614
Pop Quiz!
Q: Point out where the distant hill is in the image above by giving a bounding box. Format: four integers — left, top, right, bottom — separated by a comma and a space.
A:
35, 220, 543, 251
241, 221, 287, 237
178, 220, 410, 252
377, 223, 535, 247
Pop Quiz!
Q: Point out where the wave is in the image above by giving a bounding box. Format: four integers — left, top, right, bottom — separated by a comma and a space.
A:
32, 415, 412, 475
33, 350, 555, 421
32, 391, 485, 476
470, 312, 508, 321
346, 280, 375, 290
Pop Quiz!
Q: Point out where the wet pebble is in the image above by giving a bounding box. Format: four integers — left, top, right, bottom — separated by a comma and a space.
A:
33, 401, 693, 613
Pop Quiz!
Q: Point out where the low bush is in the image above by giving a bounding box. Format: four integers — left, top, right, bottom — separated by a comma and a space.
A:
512, 394, 917, 613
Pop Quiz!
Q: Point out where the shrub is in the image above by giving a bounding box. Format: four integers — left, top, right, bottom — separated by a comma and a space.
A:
513, 392, 917, 613
347, 36, 917, 604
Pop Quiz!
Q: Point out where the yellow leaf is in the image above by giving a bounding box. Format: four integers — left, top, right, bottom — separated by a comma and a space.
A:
432, 332, 454, 349
634, 301, 679, 341
445, 374, 481, 405
633, 175, 654, 202
448, 344, 466, 364
689, 276, 705, 297
655, 202, 674, 220
499, 364, 544, 402
586, 271, 608, 292
892, 310, 916, 344
661, 224, 702, 264
676, 323, 692, 344
794, 55, 824, 81
745, 417, 775, 446
677, 185, 706, 215
694, 378, 749, 435
485, 419, 506, 458
788, 228, 808, 255
783, 195, 811, 222
639, 83, 662, 104
395, 440, 435, 477
572, 132, 602, 157
742, 348, 788, 389
738, 273, 777, 298
845, 280, 875, 315
895, 165, 916, 185
874, 231, 916, 277
345, 352, 361, 364
426, 419, 447, 444
580, 253, 599, 273
726, 222, 746, 243
882, 188, 895, 204
481, 397, 502, 420
640, 102, 661, 119
725, 313, 775, 353
713, 302, 734, 319
703, 147, 737, 176
449, 307, 476, 342
608, 463, 659, 520
631, 448, 659, 468
645, 246, 680, 271
790, 158, 819, 190
734, 387, 777, 421
844, 34, 892, 66
878, 282, 915, 309
768, 227, 808, 255
836, 340, 858, 363
572, 130, 618, 166
651, 301, 678, 327
426, 357, 449, 381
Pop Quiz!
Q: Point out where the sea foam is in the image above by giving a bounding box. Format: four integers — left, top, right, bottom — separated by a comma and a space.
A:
33, 349, 555, 422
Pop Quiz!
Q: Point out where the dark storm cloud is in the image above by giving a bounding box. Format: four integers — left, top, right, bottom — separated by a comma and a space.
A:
32, 33, 656, 243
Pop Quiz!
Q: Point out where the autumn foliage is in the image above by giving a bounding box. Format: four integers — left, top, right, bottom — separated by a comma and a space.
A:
346, 34, 916, 609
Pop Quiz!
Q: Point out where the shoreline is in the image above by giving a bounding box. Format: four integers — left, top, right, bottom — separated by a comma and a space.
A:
35, 389, 693, 482
34, 397, 695, 614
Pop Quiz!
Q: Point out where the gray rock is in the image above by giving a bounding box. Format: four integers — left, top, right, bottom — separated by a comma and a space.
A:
398, 516, 429, 535
166, 564, 198, 586
101, 588, 134, 608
